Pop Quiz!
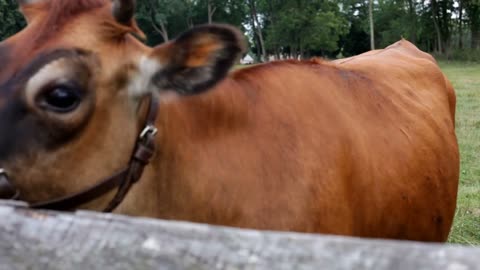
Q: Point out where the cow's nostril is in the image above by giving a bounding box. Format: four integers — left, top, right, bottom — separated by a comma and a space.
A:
0, 169, 19, 200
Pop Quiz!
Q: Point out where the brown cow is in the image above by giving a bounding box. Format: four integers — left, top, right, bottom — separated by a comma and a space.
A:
0, 0, 459, 242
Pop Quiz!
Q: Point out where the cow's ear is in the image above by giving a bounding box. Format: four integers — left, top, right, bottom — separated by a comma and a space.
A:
140, 24, 246, 96
17, 0, 44, 24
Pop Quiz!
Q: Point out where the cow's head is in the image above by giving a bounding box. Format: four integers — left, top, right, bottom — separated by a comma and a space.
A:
0, 0, 245, 209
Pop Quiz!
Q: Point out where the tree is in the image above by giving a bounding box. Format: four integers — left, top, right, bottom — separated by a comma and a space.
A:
2, 0, 480, 61
207, 0, 216, 24
137, 0, 172, 41
406, 0, 417, 44
374, 0, 409, 48
247, 0, 266, 62
0, 0, 26, 41
136, 0, 199, 45
369, 0, 375, 50
262, 0, 347, 59
338, 0, 370, 56
464, 0, 480, 49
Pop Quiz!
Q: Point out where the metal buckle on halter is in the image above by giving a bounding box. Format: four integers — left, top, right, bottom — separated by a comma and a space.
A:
139, 125, 158, 139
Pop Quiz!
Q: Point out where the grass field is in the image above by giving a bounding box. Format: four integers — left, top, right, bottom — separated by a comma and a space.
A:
439, 61, 480, 245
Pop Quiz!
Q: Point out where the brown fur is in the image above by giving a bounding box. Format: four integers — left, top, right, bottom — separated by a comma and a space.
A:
20, 0, 106, 45
120, 52, 458, 241
0, 2, 458, 242
184, 40, 223, 67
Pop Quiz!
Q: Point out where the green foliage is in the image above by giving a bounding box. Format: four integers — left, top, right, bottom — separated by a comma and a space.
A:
194, 0, 247, 25
136, 0, 194, 45
136, 0, 247, 45
265, 0, 347, 57
338, 0, 370, 56
264, 0, 348, 56
2, 0, 479, 61
434, 49, 480, 62
374, 0, 409, 48
0, 0, 26, 41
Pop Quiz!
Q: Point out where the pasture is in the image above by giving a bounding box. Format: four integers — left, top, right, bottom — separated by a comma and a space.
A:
441, 61, 480, 245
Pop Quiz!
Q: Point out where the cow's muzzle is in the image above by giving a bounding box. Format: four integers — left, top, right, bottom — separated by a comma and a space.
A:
0, 169, 19, 200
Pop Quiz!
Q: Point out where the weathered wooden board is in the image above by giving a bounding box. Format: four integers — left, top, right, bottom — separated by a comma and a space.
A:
0, 201, 479, 270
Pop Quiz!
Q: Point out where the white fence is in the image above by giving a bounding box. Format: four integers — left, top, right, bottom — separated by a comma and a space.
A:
0, 200, 478, 270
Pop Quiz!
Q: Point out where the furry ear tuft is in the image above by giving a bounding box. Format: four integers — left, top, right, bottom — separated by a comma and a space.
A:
148, 24, 246, 95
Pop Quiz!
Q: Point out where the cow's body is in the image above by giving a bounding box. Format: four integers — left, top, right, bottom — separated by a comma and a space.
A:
114, 40, 459, 241
0, 0, 458, 242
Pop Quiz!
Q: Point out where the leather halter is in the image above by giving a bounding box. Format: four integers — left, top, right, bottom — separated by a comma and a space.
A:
0, 94, 159, 212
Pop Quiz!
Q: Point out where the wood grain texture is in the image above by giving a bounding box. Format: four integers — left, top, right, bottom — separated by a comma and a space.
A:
0, 201, 478, 270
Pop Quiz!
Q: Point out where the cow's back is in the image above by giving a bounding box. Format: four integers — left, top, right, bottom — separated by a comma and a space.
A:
152, 40, 459, 242
329, 40, 459, 240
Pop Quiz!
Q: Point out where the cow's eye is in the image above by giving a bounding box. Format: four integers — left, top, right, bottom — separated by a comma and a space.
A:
38, 84, 83, 113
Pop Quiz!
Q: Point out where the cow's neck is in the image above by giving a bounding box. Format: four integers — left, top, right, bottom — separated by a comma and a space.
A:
113, 78, 252, 219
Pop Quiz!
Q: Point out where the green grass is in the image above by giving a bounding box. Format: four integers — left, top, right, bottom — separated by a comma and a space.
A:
439, 61, 480, 245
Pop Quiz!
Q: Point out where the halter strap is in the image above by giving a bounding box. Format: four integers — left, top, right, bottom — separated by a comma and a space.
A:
1, 93, 159, 212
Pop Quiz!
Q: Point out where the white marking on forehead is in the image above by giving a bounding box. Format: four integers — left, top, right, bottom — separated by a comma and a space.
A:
128, 55, 163, 97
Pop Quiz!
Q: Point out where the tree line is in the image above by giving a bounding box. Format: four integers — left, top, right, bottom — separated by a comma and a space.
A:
1, 0, 479, 61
